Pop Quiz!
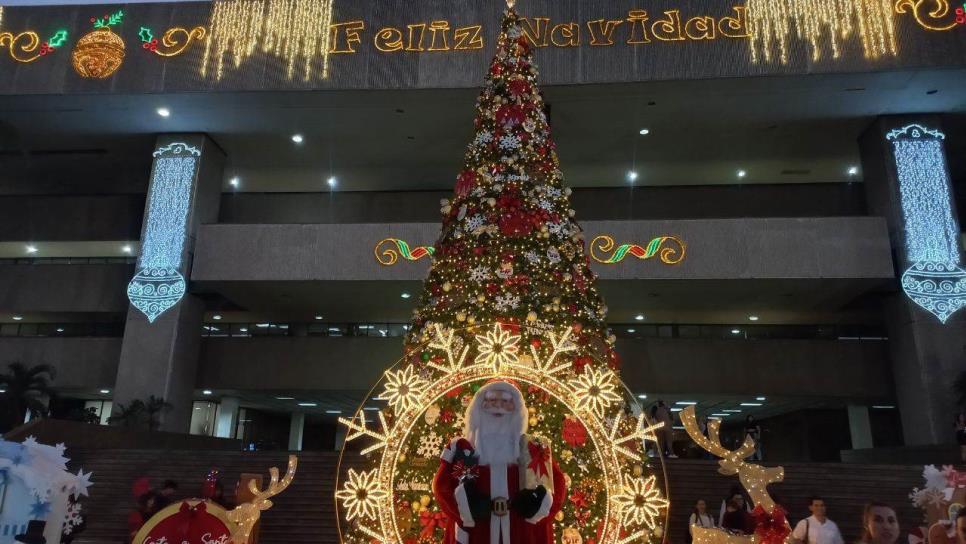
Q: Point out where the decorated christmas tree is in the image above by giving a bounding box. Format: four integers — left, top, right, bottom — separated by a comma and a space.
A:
336, 5, 668, 544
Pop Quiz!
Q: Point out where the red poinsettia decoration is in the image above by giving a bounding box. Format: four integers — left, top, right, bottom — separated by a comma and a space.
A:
419, 510, 447, 540
495, 104, 526, 129
752, 505, 791, 544
562, 416, 588, 447
499, 211, 534, 237
508, 78, 532, 98
572, 355, 592, 373
569, 489, 589, 509
455, 170, 477, 197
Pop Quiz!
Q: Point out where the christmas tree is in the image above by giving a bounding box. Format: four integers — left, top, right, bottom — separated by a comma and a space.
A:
336, 5, 668, 544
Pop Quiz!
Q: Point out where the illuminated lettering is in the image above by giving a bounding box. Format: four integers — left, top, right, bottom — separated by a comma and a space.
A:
586, 19, 624, 46
717, 6, 750, 38
453, 25, 484, 50
406, 23, 426, 51
684, 16, 715, 40
330, 20, 364, 54
428, 20, 450, 51
626, 10, 651, 44
550, 22, 580, 47
374, 27, 404, 52
519, 17, 550, 47
651, 10, 684, 41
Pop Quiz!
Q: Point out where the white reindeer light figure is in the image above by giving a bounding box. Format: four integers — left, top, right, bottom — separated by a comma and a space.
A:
680, 406, 789, 544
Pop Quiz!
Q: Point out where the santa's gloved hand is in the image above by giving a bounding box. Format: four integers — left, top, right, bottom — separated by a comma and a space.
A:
463, 480, 491, 522
511, 485, 547, 519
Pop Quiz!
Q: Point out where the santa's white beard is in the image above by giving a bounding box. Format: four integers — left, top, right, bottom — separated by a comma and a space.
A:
472, 413, 521, 466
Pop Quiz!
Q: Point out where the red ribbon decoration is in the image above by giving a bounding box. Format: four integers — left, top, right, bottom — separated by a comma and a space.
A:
527, 441, 550, 480
419, 510, 447, 539
752, 505, 791, 544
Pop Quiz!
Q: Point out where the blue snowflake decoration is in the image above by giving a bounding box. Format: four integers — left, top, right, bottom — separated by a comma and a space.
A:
127, 267, 187, 323
30, 498, 51, 518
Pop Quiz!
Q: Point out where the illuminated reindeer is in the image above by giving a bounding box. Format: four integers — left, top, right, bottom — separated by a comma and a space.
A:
226, 455, 299, 543
680, 406, 788, 544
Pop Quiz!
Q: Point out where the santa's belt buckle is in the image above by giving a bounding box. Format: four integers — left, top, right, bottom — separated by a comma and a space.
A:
492, 497, 510, 516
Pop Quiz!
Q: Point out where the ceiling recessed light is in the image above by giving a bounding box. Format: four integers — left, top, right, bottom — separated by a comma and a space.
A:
737, 169, 747, 178
25, 245, 37, 254
872, 405, 896, 409
722, 409, 742, 413
711, 413, 730, 417
731, 329, 741, 334
634, 314, 645, 321
12, 316, 23, 321
56, 328, 64, 333
100, 389, 110, 394
327, 176, 337, 188
122, 245, 133, 253
639, 128, 650, 135
156, 107, 170, 117
275, 396, 295, 400
637, 394, 648, 399
740, 402, 763, 407
675, 401, 698, 405
627, 170, 638, 182
627, 328, 636, 333
291, 134, 304, 144
202, 389, 213, 395
748, 315, 759, 321
297, 402, 317, 407
847, 166, 859, 176
0, 389, 6, 393
756, 396, 766, 401
239, 327, 248, 332
314, 315, 323, 320
229, 176, 240, 187
325, 409, 342, 414
363, 406, 380, 411
670, 407, 683, 412
400, 292, 412, 299
212, 315, 222, 320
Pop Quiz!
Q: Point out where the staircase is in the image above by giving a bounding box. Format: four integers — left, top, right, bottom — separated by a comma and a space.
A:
68, 449, 930, 544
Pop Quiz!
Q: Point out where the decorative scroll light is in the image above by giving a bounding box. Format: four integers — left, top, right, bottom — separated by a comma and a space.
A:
681, 406, 789, 544
201, 0, 336, 81
374, 238, 436, 265
336, 323, 669, 544
887, 124, 966, 323
894, 0, 963, 30
139, 26, 207, 57
127, 142, 201, 323
589, 235, 686, 265
0, 28, 67, 62
746, 0, 897, 64
72, 10, 125, 78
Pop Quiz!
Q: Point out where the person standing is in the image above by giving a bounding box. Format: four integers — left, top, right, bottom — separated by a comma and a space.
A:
689, 499, 716, 541
792, 497, 845, 544
857, 502, 899, 544
745, 415, 763, 461
721, 492, 755, 535
650, 400, 677, 458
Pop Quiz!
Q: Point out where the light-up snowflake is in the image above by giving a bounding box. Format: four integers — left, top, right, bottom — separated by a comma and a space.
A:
494, 294, 521, 311
538, 199, 553, 210
377, 366, 428, 412
475, 131, 493, 145
525, 251, 541, 264
335, 469, 389, 521
499, 135, 521, 150
470, 266, 491, 282
612, 474, 669, 529
474, 323, 521, 371
416, 432, 443, 458
547, 247, 561, 264
465, 215, 485, 232
571, 367, 622, 419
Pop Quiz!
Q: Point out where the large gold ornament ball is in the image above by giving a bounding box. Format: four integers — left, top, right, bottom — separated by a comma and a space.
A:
72, 28, 125, 79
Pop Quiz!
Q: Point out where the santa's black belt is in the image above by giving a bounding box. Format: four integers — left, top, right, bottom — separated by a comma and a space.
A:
491, 496, 510, 517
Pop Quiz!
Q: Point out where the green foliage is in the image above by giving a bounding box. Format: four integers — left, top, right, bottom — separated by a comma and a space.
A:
0, 362, 56, 432
109, 395, 172, 431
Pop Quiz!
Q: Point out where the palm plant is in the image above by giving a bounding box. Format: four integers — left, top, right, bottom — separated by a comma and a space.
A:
109, 396, 172, 430
0, 362, 56, 431
144, 395, 172, 431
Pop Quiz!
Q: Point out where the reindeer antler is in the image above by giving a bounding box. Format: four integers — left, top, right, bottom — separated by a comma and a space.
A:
226, 455, 298, 543
681, 406, 783, 513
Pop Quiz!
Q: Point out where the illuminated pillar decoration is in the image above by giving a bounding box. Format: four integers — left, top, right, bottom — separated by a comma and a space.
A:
126, 142, 201, 323
887, 124, 966, 323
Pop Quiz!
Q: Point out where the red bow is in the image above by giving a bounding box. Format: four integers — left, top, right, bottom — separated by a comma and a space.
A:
175, 501, 207, 540
752, 505, 791, 544
527, 441, 550, 479
419, 510, 446, 539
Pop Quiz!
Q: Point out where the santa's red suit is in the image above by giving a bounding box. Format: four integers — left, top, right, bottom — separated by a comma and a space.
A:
433, 437, 566, 544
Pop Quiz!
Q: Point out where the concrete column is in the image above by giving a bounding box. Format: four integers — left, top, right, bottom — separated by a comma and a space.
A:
114, 134, 225, 433
847, 405, 874, 450
288, 412, 305, 451
859, 116, 966, 445
215, 396, 240, 438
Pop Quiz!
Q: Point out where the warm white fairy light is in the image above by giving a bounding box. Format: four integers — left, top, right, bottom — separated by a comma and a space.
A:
336, 469, 389, 521
612, 474, 669, 528
338, 409, 389, 455
473, 322, 521, 371
376, 366, 428, 412
571, 367, 623, 420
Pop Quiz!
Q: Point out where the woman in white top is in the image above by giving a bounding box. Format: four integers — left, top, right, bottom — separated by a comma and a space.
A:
690, 499, 717, 540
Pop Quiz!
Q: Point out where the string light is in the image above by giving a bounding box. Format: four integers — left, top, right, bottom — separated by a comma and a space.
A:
374, 238, 435, 265
590, 235, 687, 265
746, 0, 897, 64
140, 26, 206, 57
571, 366, 623, 420
336, 469, 390, 521
887, 124, 966, 323
894, 0, 959, 31
473, 322, 521, 370
127, 142, 200, 323
201, 0, 335, 81
612, 474, 669, 528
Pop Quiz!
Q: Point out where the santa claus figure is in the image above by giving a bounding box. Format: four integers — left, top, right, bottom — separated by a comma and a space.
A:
434, 380, 567, 544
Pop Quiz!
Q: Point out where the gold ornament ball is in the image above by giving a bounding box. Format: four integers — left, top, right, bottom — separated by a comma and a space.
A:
467, 315, 476, 325
456, 312, 466, 322
555, 511, 565, 522
632, 465, 643, 476
399, 453, 407, 463
420, 495, 432, 507
72, 27, 125, 79
443, 282, 452, 292
526, 311, 538, 322
529, 416, 538, 426
410, 501, 420, 512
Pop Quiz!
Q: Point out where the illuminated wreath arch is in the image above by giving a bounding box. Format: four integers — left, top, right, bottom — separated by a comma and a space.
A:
336, 323, 671, 544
